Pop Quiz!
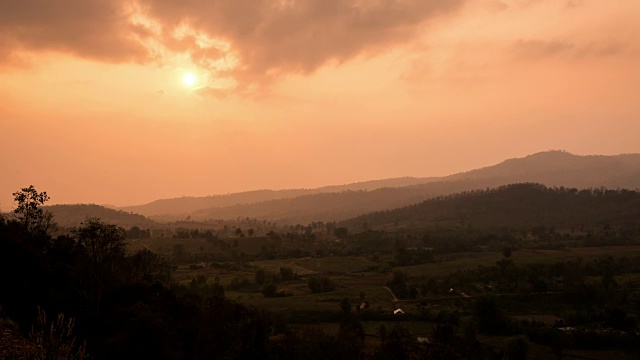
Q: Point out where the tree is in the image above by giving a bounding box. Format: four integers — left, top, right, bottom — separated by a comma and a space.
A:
172, 244, 188, 262
505, 336, 529, 360
340, 297, 351, 314
460, 319, 477, 343
502, 246, 512, 258
333, 227, 349, 240
12, 185, 55, 236
262, 283, 277, 298
473, 295, 507, 335
75, 217, 127, 319
386, 271, 410, 299
378, 324, 387, 342
255, 269, 267, 285
75, 217, 126, 267
127, 226, 143, 239
280, 267, 294, 281
308, 276, 336, 293
129, 249, 170, 283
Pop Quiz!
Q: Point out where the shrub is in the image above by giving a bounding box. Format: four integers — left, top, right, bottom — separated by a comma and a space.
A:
308, 276, 336, 293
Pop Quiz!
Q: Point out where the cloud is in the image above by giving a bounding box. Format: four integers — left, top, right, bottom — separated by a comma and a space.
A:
485, 1, 510, 12
0, 0, 151, 64
511, 40, 575, 59
510, 39, 626, 61
0, 0, 468, 93
565, 0, 585, 9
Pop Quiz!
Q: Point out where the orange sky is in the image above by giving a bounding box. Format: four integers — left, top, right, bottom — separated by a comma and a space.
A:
1, 0, 639, 210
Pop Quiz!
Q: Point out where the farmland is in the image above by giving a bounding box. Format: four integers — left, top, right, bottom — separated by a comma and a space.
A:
135, 231, 640, 358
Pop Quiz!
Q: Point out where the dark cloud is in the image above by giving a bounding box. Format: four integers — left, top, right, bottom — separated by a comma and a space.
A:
0, 0, 148, 63
136, 0, 468, 91
0, 0, 466, 92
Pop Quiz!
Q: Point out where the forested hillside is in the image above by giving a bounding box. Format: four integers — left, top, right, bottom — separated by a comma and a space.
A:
45, 204, 156, 228
340, 183, 640, 231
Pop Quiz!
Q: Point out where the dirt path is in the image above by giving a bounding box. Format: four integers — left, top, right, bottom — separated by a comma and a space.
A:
384, 286, 399, 302
127, 240, 159, 254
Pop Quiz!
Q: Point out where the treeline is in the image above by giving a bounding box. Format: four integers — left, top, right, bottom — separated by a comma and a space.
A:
44, 204, 157, 228
341, 183, 640, 231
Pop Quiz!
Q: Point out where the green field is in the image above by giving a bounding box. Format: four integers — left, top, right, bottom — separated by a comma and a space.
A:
250, 256, 378, 276
397, 246, 640, 277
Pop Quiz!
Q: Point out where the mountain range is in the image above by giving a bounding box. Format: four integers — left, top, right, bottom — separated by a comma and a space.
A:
118, 150, 640, 225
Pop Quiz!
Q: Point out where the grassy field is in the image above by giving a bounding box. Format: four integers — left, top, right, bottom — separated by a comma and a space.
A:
127, 237, 226, 257
250, 259, 317, 276
293, 319, 436, 337
294, 256, 378, 273
250, 256, 378, 276
397, 246, 640, 277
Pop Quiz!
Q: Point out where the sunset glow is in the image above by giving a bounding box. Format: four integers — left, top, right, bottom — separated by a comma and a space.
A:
182, 72, 197, 87
0, 0, 639, 209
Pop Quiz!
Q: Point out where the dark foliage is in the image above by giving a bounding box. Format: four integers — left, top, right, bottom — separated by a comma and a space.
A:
307, 276, 336, 293
0, 189, 271, 359
341, 183, 640, 231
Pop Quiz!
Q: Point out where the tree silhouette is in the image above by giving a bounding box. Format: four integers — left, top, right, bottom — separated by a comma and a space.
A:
75, 217, 127, 319
503, 246, 512, 258
12, 185, 55, 236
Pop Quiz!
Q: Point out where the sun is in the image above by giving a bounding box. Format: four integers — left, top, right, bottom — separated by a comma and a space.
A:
182, 72, 197, 87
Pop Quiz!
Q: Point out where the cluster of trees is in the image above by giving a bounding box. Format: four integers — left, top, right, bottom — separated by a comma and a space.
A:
0, 186, 271, 358
307, 276, 336, 293
470, 294, 639, 353
341, 184, 640, 234
254, 267, 298, 298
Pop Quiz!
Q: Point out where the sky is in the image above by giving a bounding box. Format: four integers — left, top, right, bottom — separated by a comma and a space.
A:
1, 0, 639, 210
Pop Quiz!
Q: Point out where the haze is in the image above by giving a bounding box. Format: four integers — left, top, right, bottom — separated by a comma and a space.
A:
1, 0, 639, 209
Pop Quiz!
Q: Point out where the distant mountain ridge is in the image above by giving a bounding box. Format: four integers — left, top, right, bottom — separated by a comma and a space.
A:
444, 151, 640, 189
123, 150, 640, 224
44, 204, 157, 228
120, 177, 435, 218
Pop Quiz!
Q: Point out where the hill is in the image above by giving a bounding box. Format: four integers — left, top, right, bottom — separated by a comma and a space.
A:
444, 150, 640, 189
45, 204, 156, 228
122, 151, 640, 224
339, 183, 640, 231
189, 151, 640, 224
191, 178, 506, 224
120, 177, 434, 218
